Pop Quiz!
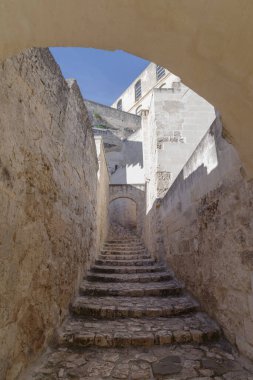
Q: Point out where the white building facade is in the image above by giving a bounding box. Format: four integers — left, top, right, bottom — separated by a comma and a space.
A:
88, 62, 215, 240
111, 63, 181, 115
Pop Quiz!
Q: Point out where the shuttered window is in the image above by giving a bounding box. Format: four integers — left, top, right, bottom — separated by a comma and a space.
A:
156, 65, 165, 81
135, 80, 142, 101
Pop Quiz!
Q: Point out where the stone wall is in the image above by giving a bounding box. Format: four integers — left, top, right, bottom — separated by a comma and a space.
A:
95, 136, 109, 251
0, 48, 98, 379
160, 116, 253, 359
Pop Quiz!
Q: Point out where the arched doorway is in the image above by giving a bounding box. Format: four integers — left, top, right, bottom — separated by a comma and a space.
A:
109, 197, 137, 231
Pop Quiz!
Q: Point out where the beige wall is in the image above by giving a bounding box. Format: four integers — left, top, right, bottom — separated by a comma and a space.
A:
0, 48, 98, 380
160, 116, 253, 359
0, 1, 252, 177
95, 136, 110, 251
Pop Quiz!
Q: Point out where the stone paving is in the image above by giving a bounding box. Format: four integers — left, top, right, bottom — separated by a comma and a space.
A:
26, 228, 253, 379
26, 342, 253, 379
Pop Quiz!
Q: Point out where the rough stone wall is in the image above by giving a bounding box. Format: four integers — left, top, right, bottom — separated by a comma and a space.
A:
95, 137, 109, 251
160, 116, 253, 359
0, 48, 98, 379
85, 100, 141, 140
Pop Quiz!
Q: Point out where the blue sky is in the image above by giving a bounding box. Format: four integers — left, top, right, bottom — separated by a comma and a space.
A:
50, 48, 149, 106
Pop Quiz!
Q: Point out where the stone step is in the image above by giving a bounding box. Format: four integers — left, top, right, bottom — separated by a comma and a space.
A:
106, 240, 140, 244
71, 295, 199, 319
80, 279, 183, 297
103, 243, 144, 249
86, 271, 172, 283
58, 312, 220, 348
102, 248, 146, 253
95, 258, 156, 266
104, 240, 143, 244
104, 242, 143, 246
90, 264, 165, 274
99, 253, 151, 260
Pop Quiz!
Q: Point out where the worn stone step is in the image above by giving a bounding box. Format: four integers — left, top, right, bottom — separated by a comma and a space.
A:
99, 253, 151, 260
105, 240, 143, 243
102, 248, 146, 254
104, 239, 143, 243
58, 312, 220, 348
106, 239, 140, 244
95, 258, 156, 266
103, 241, 144, 246
71, 295, 199, 319
103, 246, 145, 251
80, 279, 183, 297
90, 264, 165, 274
86, 271, 172, 283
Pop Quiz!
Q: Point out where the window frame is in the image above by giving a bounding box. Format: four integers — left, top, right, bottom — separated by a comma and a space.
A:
156, 65, 165, 81
134, 79, 142, 101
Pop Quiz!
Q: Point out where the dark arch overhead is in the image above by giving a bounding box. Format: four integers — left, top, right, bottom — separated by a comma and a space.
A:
0, 1, 253, 176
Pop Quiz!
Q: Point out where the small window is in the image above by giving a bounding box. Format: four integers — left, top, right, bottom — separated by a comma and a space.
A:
156, 65, 165, 81
135, 80, 142, 101
136, 105, 142, 115
117, 99, 122, 111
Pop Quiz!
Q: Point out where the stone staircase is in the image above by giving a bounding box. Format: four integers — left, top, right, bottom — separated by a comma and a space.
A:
58, 232, 220, 349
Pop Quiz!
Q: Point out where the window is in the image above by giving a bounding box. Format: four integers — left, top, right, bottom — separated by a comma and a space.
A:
156, 65, 165, 81
117, 99, 122, 111
134, 80, 142, 101
136, 105, 142, 115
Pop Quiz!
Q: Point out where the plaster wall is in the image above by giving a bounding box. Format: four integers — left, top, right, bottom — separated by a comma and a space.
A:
94, 136, 110, 251
160, 117, 253, 359
142, 98, 160, 255
86, 100, 144, 185
0, 48, 98, 379
154, 87, 216, 189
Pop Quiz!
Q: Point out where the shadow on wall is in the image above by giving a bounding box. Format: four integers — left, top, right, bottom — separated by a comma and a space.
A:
144, 115, 253, 359
110, 140, 144, 184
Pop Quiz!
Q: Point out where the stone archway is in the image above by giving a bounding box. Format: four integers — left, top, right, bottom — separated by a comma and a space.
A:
0, 1, 253, 176
109, 184, 146, 236
109, 197, 137, 230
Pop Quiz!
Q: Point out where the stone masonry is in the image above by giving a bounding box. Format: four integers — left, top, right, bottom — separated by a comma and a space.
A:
25, 227, 253, 379
0, 48, 99, 380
